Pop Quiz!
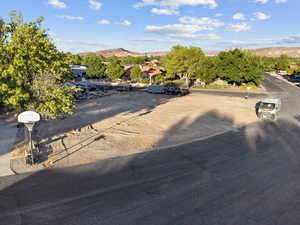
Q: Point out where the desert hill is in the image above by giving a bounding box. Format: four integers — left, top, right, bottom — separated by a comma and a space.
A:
79, 47, 300, 58
79, 48, 142, 57
249, 47, 300, 57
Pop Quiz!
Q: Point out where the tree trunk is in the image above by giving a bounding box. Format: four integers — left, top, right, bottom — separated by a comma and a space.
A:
185, 74, 190, 88
149, 75, 153, 85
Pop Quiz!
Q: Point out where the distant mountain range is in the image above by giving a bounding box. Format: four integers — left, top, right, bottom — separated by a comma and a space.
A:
249, 47, 300, 57
78, 47, 300, 58
78, 48, 167, 57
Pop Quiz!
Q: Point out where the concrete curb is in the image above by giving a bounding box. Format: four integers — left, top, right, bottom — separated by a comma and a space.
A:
190, 88, 267, 95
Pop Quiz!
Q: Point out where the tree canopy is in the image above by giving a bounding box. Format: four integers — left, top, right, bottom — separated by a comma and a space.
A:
275, 54, 290, 71
105, 61, 124, 80
217, 49, 264, 85
0, 11, 75, 118
130, 65, 142, 81
163, 46, 205, 86
82, 54, 106, 78
197, 56, 219, 84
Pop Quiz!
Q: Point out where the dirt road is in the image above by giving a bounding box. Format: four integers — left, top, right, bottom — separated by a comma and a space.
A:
29, 91, 259, 168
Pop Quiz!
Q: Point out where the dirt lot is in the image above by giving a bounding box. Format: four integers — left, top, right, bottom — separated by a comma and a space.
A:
15, 91, 259, 168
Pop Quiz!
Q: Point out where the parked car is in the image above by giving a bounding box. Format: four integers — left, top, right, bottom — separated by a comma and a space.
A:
164, 86, 181, 95
180, 88, 190, 96
148, 85, 190, 96
147, 85, 166, 94
288, 75, 300, 82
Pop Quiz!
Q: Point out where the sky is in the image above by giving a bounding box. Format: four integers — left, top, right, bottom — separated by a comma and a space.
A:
1, 0, 300, 53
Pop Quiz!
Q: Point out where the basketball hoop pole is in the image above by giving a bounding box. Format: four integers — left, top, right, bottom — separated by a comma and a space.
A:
25, 122, 35, 165
18, 111, 40, 165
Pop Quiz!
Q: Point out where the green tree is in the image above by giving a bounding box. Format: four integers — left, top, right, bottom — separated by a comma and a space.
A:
275, 54, 290, 71
261, 56, 277, 72
130, 65, 142, 81
197, 56, 219, 84
67, 53, 83, 65
82, 54, 106, 78
105, 61, 124, 80
0, 12, 75, 118
217, 49, 264, 85
163, 46, 205, 86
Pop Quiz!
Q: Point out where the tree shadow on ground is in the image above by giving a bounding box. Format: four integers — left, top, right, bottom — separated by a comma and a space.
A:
3, 111, 300, 225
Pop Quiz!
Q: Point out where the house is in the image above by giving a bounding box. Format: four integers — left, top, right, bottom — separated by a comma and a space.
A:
123, 64, 134, 71
289, 62, 298, 71
140, 64, 165, 84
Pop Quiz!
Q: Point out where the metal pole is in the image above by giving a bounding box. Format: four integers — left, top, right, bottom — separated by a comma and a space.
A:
26, 123, 35, 165
29, 130, 34, 164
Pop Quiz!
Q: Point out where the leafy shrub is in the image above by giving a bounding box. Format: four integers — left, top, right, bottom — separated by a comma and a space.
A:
141, 78, 150, 84
240, 82, 258, 90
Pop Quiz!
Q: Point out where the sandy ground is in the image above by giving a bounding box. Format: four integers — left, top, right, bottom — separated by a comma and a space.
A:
18, 91, 259, 169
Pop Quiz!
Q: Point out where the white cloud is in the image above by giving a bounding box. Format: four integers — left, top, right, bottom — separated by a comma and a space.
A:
253, 12, 270, 20
131, 37, 180, 43
48, 0, 67, 8
213, 35, 300, 49
254, 0, 287, 3
98, 19, 111, 24
151, 8, 179, 15
98, 19, 132, 26
179, 16, 224, 29
175, 33, 220, 40
275, 35, 300, 45
215, 13, 223, 17
118, 20, 132, 26
145, 24, 220, 39
227, 23, 251, 32
274, 0, 287, 3
135, 0, 218, 9
254, 0, 269, 4
233, 13, 245, 20
89, 0, 102, 10
57, 15, 84, 20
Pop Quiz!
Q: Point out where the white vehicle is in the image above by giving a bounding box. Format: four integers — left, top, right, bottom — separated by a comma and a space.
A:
278, 70, 287, 76
257, 98, 281, 120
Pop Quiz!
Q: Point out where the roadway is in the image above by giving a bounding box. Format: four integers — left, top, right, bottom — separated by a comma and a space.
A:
1, 73, 300, 225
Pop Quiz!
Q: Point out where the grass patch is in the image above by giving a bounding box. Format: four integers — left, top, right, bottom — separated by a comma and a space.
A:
193, 84, 231, 89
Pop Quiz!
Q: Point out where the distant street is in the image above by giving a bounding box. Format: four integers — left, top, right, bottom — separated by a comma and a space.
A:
1, 73, 300, 225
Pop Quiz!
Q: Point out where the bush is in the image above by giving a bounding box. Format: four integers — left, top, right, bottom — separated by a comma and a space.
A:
287, 69, 295, 75
240, 82, 258, 90
141, 78, 150, 84
154, 75, 165, 84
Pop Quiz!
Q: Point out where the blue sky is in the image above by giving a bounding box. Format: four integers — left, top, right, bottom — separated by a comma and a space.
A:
1, 0, 300, 53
